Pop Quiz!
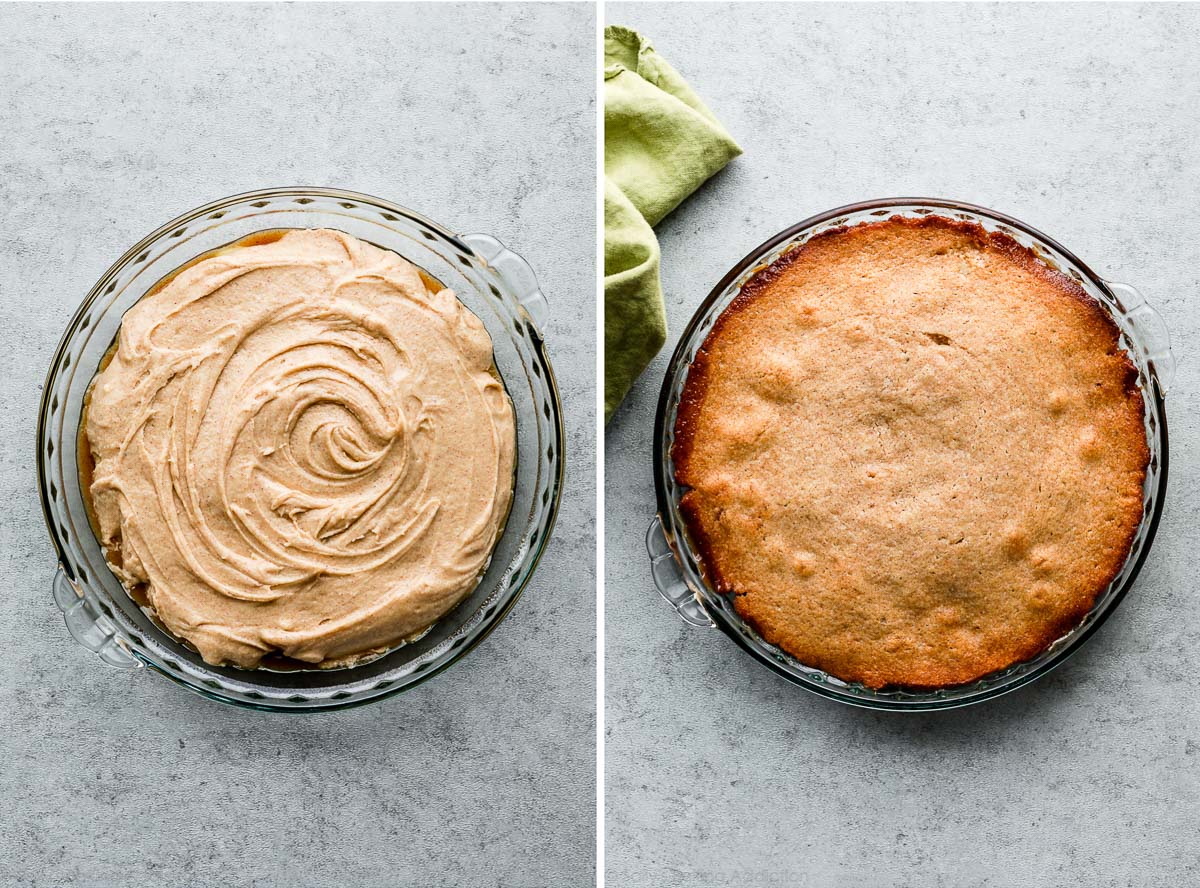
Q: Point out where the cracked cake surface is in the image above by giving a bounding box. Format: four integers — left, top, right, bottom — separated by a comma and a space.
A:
672, 215, 1147, 689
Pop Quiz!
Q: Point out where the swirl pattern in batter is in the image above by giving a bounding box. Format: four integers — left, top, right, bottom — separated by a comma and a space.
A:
85, 229, 515, 668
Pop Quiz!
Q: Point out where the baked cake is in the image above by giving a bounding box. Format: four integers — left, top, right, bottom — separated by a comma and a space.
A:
673, 216, 1147, 689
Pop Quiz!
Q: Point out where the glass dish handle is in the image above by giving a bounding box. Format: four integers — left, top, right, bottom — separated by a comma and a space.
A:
52, 567, 141, 669
1106, 280, 1176, 394
460, 233, 550, 332
646, 517, 714, 628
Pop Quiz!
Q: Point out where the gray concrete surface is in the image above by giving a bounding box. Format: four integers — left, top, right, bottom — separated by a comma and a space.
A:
605, 4, 1200, 886
0, 4, 595, 887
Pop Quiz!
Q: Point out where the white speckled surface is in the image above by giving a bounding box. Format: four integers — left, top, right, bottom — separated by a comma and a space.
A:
1, 4, 594, 886
605, 4, 1200, 886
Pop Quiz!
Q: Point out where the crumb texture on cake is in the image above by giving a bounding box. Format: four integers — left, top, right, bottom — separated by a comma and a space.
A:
673, 216, 1147, 689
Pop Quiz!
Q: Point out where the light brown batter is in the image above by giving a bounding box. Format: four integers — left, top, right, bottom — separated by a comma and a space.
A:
86, 228, 515, 668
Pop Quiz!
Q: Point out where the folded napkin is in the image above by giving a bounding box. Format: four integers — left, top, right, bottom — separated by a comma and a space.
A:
604, 25, 742, 421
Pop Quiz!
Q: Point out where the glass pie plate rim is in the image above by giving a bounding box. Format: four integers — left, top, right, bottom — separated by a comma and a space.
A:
38, 185, 565, 712
649, 196, 1172, 711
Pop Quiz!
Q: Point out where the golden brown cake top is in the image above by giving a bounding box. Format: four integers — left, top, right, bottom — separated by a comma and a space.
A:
673, 216, 1147, 689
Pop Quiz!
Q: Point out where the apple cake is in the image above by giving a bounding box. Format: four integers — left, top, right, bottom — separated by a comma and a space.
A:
673, 215, 1147, 688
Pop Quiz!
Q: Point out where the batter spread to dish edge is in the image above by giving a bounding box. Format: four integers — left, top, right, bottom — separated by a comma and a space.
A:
86, 229, 515, 668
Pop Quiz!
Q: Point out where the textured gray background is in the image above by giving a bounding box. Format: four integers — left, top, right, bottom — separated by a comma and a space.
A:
606, 4, 1200, 887
0, 4, 594, 887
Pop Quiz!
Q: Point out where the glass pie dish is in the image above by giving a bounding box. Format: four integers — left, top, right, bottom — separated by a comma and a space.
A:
38, 187, 564, 711
648, 197, 1173, 711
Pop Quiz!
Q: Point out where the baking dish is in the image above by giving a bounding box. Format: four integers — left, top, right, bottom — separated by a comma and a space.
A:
38, 187, 564, 711
649, 198, 1173, 710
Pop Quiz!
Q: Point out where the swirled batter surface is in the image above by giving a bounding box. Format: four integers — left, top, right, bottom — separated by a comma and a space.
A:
86, 229, 515, 668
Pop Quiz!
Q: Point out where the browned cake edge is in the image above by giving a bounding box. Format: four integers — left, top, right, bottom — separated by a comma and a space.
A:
672, 214, 1149, 689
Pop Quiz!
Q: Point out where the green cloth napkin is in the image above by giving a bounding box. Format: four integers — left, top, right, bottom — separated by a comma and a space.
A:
604, 25, 742, 421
